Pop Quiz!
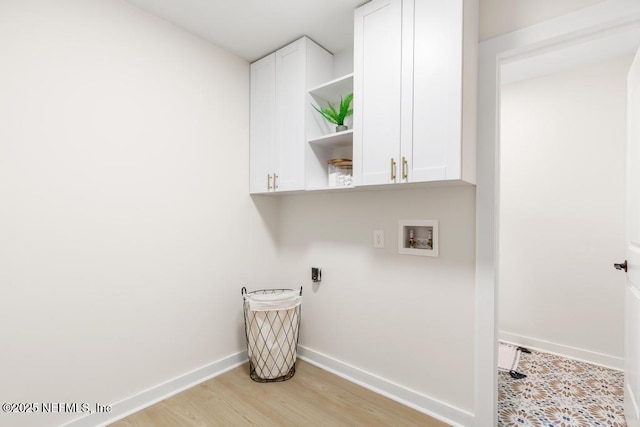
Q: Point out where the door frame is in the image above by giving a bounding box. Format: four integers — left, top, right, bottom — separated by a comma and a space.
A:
475, 1, 640, 425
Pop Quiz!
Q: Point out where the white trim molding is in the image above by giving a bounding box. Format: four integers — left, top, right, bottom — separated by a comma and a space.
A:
298, 345, 474, 427
499, 333, 624, 371
63, 345, 475, 427
62, 351, 248, 427
476, 1, 640, 425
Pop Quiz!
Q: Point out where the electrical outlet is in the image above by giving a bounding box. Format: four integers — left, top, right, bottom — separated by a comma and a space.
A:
373, 230, 384, 248
311, 267, 321, 283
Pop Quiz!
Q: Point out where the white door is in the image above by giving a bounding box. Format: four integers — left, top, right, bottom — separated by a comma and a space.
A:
274, 38, 306, 192
407, 0, 463, 182
249, 53, 276, 194
353, 0, 402, 186
625, 46, 640, 427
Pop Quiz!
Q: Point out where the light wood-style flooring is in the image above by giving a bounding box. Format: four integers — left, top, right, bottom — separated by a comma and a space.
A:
111, 360, 448, 426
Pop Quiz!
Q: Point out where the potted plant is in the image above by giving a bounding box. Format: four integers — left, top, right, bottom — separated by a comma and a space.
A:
312, 93, 353, 132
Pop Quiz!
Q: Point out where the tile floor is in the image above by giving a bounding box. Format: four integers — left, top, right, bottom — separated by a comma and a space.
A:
498, 348, 626, 426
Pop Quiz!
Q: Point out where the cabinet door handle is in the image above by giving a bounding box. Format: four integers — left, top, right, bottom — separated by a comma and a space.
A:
390, 158, 397, 181
267, 174, 272, 190
274, 174, 278, 190
402, 157, 408, 180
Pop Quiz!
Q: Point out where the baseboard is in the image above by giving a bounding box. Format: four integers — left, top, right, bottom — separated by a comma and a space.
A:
63, 346, 476, 426
297, 345, 474, 427
499, 331, 623, 371
62, 351, 248, 427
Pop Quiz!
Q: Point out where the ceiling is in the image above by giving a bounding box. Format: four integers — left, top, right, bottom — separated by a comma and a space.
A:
125, 0, 633, 69
125, 0, 611, 62
126, 0, 364, 62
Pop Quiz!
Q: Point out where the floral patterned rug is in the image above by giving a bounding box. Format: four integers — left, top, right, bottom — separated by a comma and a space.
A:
498, 346, 626, 426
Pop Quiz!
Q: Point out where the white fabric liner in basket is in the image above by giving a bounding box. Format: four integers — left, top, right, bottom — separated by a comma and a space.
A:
245, 290, 301, 311
244, 290, 302, 379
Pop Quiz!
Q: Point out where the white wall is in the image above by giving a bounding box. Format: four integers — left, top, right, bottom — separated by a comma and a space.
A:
277, 186, 476, 415
499, 54, 632, 366
332, 47, 354, 78
0, 1, 279, 426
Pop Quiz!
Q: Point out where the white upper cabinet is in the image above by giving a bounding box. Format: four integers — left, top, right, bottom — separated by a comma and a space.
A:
250, 0, 477, 194
250, 37, 333, 194
354, 0, 477, 187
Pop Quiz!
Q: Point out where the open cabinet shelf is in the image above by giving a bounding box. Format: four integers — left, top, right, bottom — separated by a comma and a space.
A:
309, 73, 354, 104
308, 129, 353, 147
306, 73, 355, 191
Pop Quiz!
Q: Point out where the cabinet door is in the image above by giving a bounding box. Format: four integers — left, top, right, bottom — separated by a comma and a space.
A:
354, 0, 403, 186
274, 39, 306, 192
250, 53, 276, 193
406, 0, 463, 182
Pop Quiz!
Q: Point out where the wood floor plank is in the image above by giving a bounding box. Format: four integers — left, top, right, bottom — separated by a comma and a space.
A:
110, 360, 449, 427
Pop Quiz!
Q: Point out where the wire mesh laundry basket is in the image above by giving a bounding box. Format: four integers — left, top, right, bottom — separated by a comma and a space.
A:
241, 287, 302, 382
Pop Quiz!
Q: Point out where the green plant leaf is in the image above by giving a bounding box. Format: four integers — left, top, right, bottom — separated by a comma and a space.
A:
312, 103, 340, 125
339, 93, 354, 122
312, 92, 353, 126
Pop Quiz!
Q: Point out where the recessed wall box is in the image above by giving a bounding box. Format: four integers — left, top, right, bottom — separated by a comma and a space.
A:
398, 220, 438, 257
